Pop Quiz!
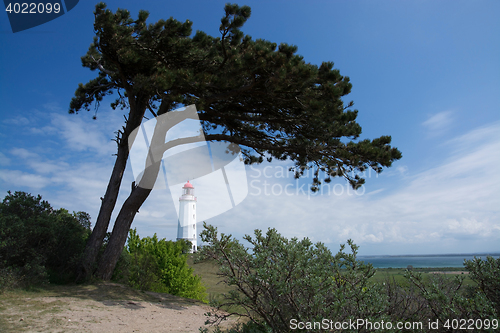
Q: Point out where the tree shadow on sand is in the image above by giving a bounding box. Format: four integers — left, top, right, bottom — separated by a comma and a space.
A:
33, 282, 202, 311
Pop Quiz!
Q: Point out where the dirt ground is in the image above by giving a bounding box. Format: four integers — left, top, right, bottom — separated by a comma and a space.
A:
0, 283, 239, 333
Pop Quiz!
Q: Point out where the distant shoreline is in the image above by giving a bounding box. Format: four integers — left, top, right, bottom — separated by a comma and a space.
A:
357, 253, 499, 269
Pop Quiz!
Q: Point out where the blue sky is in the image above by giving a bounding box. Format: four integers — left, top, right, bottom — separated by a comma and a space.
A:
1, 0, 499, 255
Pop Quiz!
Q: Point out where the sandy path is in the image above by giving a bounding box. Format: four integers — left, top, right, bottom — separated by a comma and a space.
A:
0, 283, 238, 333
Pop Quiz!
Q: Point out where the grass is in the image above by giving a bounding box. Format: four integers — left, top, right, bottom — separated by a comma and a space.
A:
0, 287, 62, 331
372, 267, 475, 286
187, 255, 250, 317
187, 255, 475, 291
187, 255, 235, 300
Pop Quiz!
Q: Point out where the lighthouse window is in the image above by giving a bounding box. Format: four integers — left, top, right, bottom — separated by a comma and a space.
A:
193, 224, 195, 229
193, 234, 196, 239
193, 204, 195, 209
193, 214, 195, 219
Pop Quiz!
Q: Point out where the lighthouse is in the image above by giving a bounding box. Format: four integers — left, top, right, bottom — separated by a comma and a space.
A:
177, 181, 197, 253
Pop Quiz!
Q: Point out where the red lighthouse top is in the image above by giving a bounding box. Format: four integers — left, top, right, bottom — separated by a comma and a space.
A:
181, 181, 195, 200
183, 180, 194, 189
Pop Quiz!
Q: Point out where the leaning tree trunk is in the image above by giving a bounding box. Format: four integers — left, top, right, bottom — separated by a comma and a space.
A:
96, 185, 154, 280
76, 99, 148, 282
75, 140, 128, 282
95, 108, 169, 280
95, 103, 204, 280
96, 148, 164, 280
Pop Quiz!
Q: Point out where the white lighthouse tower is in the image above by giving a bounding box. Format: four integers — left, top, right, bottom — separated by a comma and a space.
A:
177, 181, 197, 253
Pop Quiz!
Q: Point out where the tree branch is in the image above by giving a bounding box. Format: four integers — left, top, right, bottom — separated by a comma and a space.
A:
91, 55, 116, 76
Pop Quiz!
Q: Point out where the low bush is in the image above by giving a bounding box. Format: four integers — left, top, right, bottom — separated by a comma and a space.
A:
197, 223, 499, 333
464, 256, 500, 313
114, 229, 207, 302
197, 223, 388, 332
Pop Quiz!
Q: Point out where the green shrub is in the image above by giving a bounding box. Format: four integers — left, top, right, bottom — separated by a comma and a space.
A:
122, 229, 207, 302
197, 223, 500, 333
197, 223, 388, 332
464, 256, 500, 313
398, 261, 498, 332
0, 191, 91, 288
111, 248, 132, 284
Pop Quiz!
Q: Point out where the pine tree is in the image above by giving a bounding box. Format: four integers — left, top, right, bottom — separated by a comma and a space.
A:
70, 3, 402, 281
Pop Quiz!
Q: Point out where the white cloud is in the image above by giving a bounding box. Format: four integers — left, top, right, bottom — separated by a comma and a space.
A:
30, 125, 58, 135
3, 116, 30, 126
0, 169, 51, 189
0, 108, 126, 227
422, 110, 453, 136
50, 113, 117, 156
395, 165, 408, 176
207, 121, 500, 254
0, 152, 11, 166
445, 218, 493, 238
10, 148, 39, 160
43, 102, 63, 112
1, 106, 498, 255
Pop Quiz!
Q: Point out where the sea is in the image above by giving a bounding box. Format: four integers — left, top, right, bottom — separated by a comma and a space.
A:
357, 254, 500, 269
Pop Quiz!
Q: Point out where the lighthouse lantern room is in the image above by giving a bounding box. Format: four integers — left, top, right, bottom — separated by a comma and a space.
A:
177, 181, 197, 253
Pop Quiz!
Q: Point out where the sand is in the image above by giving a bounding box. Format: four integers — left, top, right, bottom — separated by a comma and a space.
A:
0, 283, 238, 333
